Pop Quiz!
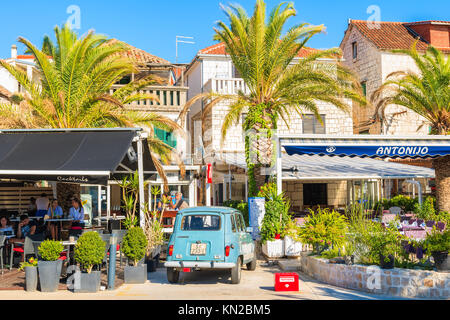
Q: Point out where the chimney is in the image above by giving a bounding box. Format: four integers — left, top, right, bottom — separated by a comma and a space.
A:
11, 45, 17, 59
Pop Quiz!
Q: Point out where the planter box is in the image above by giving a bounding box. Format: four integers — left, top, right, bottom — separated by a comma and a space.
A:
38, 261, 62, 292
25, 267, 38, 292
74, 271, 101, 293
262, 239, 285, 258
124, 264, 147, 284
284, 236, 303, 257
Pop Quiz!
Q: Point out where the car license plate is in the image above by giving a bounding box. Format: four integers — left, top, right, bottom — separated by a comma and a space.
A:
190, 243, 207, 255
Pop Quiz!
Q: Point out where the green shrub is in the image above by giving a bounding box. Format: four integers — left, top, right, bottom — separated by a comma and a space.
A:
74, 232, 106, 273
423, 228, 450, 253
414, 196, 436, 221
298, 208, 348, 254
223, 200, 249, 225
282, 219, 302, 242
122, 227, 147, 266
38, 240, 64, 261
258, 183, 291, 243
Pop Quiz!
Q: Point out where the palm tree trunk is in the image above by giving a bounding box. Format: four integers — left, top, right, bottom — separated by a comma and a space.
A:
56, 183, 81, 214
433, 155, 450, 212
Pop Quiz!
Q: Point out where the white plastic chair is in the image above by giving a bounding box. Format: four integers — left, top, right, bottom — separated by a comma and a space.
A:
389, 206, 402, 215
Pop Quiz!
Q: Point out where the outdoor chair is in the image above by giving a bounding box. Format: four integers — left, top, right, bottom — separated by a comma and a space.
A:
0, 235, 6, 274
436, 222, 446, 231
32, 241, 43, 260
10, 236, 35, 270
101, 234, 112, 275
425, 221, 436, 228
389, 207, 402, 215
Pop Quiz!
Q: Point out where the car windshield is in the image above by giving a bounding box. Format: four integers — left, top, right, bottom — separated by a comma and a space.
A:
181, 215, 221, 231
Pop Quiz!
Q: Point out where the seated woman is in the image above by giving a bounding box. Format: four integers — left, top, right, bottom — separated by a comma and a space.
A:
47, 199, 63, 240
0, 216, 14, 235
69, 198, 85, 230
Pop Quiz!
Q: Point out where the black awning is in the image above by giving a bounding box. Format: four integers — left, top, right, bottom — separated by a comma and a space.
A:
0, 129, 156, 185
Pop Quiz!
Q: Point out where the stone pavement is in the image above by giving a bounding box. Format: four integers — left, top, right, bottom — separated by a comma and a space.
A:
0, 261, 409, 300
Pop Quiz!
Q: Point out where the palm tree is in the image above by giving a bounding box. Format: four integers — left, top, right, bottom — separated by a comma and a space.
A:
0, 25, 183, 204
371, 43, 450, 211
181, 0, 366, 196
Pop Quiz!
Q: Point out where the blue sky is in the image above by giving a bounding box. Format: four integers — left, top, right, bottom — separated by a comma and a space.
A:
0, 0, 448, 64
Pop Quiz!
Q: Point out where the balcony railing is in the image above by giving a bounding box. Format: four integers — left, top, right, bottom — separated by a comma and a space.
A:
110, 84, 188, 111
204, 78, 250, 95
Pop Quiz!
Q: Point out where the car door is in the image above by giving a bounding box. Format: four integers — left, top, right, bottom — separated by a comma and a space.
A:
236, 213, 254, 263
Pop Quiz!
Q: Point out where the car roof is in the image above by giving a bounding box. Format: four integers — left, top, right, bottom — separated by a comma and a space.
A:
178, 206, 239, 215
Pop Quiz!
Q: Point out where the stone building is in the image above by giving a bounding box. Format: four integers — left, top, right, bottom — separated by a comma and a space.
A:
340, 20, 450, 135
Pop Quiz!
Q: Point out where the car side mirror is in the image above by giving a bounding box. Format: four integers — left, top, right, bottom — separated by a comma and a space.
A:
246, 227, 253, 233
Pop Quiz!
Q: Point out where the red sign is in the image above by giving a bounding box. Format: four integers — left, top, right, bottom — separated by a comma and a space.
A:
206, 163, 213, 184
274, 273, 299, 292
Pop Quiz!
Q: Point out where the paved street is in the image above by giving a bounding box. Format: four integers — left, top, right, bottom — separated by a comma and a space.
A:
0, 261, 406, 300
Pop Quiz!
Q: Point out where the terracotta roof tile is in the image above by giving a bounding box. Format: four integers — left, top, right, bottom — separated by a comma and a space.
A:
198, 42, 321, 58
106, 39, 170, 66
349, 20, 450, 53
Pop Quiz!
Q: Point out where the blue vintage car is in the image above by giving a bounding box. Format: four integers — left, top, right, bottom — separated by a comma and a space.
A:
164, 207, 256, 284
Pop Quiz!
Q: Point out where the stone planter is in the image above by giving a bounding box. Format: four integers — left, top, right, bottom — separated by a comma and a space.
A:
38, 261, 62, 292
124, 264, 147, 284
24, 266, 38, 292
432, 251, 449, 271
262, 239, 285, 258
284, 236, 302, 257
74, 271, 101, 293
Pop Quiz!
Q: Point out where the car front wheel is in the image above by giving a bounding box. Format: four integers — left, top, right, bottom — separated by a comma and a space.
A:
167, 267, 180, 284
231, 258, 242, 284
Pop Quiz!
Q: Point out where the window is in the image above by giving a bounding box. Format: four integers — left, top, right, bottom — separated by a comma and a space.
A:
233, 64, 242, 78
238, 214, 246, 230
154, 127, 177, 148
181, 215, 221, 231
116, 75, 131, 85
352, 42, 358, 59
361, 81, 367, 96
303, 184, 327, 206
359, 129, 370, 135
302, 115, 326, 134
230, 214, 237, 233
234, 214, 244, 232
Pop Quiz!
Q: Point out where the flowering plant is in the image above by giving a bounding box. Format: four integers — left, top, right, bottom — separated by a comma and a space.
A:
19, 257, 38, 271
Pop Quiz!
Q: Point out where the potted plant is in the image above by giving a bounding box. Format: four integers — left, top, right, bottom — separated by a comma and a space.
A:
423, 228, 450, 271
73, 231, 105, 293
283, 220, 303, 257
143, 187, 167, 272
122, 226, 148, 283
366, 221, 404, 269
259, 183, 290, 258
37, 240, 64, 292
19, 257, 38, 292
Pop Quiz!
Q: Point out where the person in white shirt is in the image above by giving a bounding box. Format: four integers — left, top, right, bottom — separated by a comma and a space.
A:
35, 193, 49, 217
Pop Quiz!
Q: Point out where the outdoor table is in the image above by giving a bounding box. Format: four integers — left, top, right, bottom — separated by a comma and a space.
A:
400, 227, 429, 239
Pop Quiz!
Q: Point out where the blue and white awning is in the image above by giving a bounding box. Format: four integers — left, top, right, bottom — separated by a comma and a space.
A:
281, 135, 450, 159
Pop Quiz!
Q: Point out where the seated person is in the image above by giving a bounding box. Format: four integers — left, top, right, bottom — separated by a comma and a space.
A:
69, 198, 85, 229
47, 199, 63, 240
171, 192, 189, 211
0, 215, 14, 235
9, 215, 37, 244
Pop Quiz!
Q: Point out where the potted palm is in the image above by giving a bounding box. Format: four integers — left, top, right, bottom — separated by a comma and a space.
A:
37, 240, 64, 292
423, 228, 450, 271
259, 183, 290, 258
19, 257, 38, 292
73, 231, 105, 293
122, 227, 148, 283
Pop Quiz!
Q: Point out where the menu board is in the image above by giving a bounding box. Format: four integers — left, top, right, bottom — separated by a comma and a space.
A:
248, 197, 265, 240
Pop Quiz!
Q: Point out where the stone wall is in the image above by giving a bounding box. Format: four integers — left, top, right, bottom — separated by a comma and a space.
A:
299, 253, 449, 299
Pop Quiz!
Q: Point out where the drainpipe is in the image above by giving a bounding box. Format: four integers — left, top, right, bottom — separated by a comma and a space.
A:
405, 180, 422, 205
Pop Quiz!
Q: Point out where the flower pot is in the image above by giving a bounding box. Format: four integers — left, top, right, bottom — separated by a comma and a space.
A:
74, 271, 101, 293
37, 261, 62, 292
145, 254, 160, 273
284, 236, 302, 257
432, 251, 449, 271
379, 254, 395, 269
261, 239, 285, 258
24, 266, 38, 292
124, 264, 147, 284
